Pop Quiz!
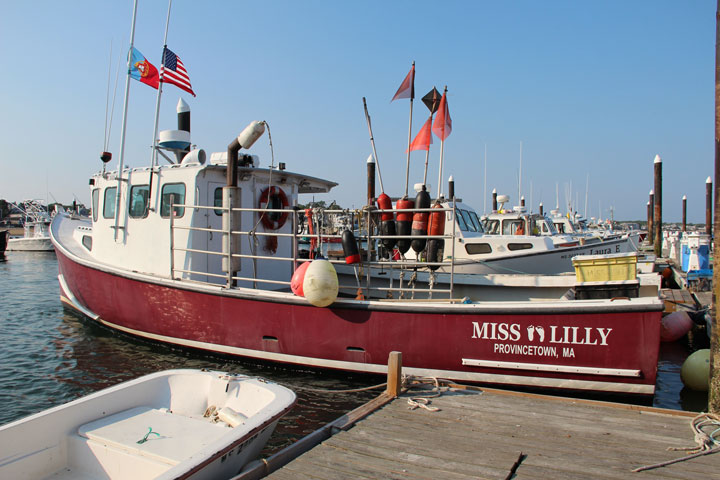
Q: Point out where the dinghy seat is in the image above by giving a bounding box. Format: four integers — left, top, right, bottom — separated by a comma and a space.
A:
77, 406, 230, 465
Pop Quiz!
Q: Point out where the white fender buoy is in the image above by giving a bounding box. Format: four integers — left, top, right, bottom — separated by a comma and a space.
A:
680, 349, 710, 392
660, 311, 693, 342
291, 261, 311, 296
303, 259, 338, 307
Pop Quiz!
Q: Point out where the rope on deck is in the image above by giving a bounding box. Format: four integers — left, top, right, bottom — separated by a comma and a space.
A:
632, 413, 720, 472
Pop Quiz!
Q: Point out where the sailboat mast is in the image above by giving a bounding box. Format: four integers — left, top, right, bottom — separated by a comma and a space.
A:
113, 0, 139, 240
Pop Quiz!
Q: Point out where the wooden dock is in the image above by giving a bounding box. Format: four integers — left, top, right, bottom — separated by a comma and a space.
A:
247, 386, 718, 479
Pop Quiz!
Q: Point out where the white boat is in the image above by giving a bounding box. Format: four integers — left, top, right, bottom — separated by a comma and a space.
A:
0, 369, 296, 480
6, 200, 54, 252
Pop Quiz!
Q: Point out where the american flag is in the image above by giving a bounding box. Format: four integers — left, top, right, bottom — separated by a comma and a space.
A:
161, 47, 195, 97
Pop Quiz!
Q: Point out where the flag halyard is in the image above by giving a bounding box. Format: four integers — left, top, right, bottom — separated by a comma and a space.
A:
161, 47, 195, 97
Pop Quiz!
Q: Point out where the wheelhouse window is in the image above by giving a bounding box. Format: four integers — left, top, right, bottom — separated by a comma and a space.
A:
161, 183, 186, 218
129, 185, 149, 218
465, 243, 492, 254
484, 219, 500, 235
92, 188, 99, 222
103, 187, 117, 219
502, 220, 524, 235
214, 187, 223, 216
460, 210, 479, 232
456, 212, 469, 231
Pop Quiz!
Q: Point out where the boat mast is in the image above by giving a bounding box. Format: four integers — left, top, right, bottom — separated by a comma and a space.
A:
150, 0, 173, 169
147, 0, 173, 211
113, 0, 139, 240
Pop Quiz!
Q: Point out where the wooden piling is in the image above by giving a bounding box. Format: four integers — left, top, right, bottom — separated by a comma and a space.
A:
648, 190, 654, 245
710, 0, 720, 414
492, 188, 498, 212
653, 156, 662, 257
386, 351, 402, 398
539, 202, 544, 216
367, 155, 375, 206
707, 176, 713, 236
682, 195, 687, 232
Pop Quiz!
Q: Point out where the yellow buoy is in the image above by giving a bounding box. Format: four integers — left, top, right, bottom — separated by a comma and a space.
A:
680, 349, 710, 392
302, 259, 338, 307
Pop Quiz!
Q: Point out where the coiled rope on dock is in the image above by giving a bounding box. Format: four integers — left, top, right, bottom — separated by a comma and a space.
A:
632, 413, 720, 472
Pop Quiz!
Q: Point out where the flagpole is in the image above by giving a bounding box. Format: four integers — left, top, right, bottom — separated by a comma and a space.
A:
422, 113, 432, 186
113, 0, 139, 240
436, 86, 448, 200
147, 0, 172, 212
483, 143, 487, 214
403, 61, 415, 198
151, 0, 173, 169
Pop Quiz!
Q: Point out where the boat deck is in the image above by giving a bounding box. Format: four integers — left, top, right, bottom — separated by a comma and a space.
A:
262, 387, 718, 479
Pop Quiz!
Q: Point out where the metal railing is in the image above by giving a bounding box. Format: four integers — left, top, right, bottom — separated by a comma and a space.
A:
168, 201, 459, 300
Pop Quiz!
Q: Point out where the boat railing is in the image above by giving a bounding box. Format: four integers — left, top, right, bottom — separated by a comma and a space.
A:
169, 202, 459, 300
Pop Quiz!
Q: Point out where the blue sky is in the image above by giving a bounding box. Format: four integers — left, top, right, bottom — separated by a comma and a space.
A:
0, 1, 715, 222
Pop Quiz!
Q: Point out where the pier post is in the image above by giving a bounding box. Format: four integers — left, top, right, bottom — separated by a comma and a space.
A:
682, 196, 687, 232
710, 0, 720, 414
539, 202, 544, 216
367, 155, 376, 206
492, 189, 498, 213
386, 351, 402, 398
707, 177, 713, 236
653, 156, 662, 257
648, 190, 654, 245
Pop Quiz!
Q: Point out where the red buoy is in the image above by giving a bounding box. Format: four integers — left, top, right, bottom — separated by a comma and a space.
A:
411, 188, 431, 253
291, 261, 311, 296
342, 230, 361, 264
395, 197, 414, 254
376, 193, 396, 252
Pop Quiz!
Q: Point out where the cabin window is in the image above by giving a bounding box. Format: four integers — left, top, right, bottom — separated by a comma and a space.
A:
161, 183, 186, 218
502, 220, 524, 235
465, 243, 492, 254
484, 219, 500, 235
460, 210, 478, 232
541, 222, 549, 234
555, 223, 565, 233
103, 187, 117, 219
468, 211, 483, 232
82, 235, 92, 251
214, 187, 223, 216
129, 185, 149, 218
508, 243, 533, 251
456, 212, 468, 231
92, 188, 99, 222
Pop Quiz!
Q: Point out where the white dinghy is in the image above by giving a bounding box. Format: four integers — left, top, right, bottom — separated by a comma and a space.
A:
0, 369, 296, 480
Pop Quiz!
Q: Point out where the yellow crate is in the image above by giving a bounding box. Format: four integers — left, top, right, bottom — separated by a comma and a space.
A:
572, 253, 638, 282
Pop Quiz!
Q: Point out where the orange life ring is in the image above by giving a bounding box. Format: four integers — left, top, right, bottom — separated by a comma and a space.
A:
259, 186, 289, 230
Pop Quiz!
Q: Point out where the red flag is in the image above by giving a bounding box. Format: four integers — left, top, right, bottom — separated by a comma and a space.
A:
407, 116, 433, 152
129, 47, 159, 89
432, 90, 452, 140
391, 63, 415, 101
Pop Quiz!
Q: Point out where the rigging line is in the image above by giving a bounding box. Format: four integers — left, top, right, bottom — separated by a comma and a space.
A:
103, 40, 112, 151
107, 43, 124, 152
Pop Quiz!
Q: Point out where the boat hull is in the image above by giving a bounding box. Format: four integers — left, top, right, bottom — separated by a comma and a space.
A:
7, 236, 54, 251
55, 247, 663, 396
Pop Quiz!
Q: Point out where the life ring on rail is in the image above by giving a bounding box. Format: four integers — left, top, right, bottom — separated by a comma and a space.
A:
258, 186, 289, 230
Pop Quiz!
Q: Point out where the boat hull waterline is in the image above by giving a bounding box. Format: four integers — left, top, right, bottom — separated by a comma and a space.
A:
55, 244, 662, 396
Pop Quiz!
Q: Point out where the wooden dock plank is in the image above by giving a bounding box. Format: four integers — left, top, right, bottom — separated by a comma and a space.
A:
264, 388, 720, 479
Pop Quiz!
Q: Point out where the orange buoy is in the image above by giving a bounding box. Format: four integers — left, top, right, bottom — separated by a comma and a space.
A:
291, 261, 311, 296
426, 202, 446, 269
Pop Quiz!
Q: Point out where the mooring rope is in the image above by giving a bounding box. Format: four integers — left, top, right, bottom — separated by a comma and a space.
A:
632, 413, 720, 472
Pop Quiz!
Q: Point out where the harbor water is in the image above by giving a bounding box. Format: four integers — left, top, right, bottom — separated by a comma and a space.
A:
0, 252, 708, 453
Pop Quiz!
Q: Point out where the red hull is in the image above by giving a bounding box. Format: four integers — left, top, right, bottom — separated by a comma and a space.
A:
56, 249, 662, 395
